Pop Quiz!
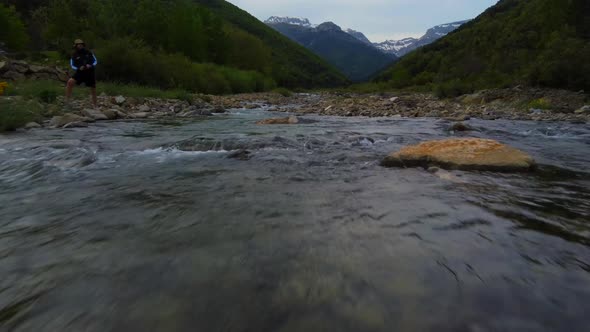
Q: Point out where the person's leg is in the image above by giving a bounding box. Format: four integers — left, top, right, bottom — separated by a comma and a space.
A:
65, 78, 76, 103
90, 87, 97, 108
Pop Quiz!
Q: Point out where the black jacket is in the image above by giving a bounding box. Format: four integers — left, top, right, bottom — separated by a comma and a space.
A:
70, 49, 98, 71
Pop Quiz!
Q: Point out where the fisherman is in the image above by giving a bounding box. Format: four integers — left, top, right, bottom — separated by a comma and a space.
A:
66, 39, 98, 108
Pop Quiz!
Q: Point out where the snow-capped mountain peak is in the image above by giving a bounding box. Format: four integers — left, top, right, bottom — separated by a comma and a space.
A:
264, 16, 313, 28
373, 20, 470, 57
345, 28, 373, 45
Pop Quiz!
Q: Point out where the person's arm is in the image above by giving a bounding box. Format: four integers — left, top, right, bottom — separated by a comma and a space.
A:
70, 58, 78, 71
86, 53, 98, 69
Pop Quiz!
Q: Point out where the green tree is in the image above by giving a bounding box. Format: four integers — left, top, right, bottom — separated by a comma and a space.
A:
0, 4, 29, 50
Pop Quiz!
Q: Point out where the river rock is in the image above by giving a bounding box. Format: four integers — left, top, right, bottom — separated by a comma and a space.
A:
114, 110, 129, 119
25, 122, 41, 129
212, 106, 226, 113
575, 105, 589, 114
449, 122, 472, 132
114, 95, 126, 105
138, 104, 151, 112
256, 116, 299, 125
131, 112, 149, 119
381, 138, 536, 172
228, 149, 252, 160
63, 121, 89, 128
50, 114, 91, 127
82, 108, 109, 120
101, 109, 118, 120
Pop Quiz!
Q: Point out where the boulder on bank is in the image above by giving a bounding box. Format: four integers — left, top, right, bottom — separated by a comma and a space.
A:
50, 114, 93, 127
256, 116, 299, 125
82, 108, 109, 120
381, 138, 536, 172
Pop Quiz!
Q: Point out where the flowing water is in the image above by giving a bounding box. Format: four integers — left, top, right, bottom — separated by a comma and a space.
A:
1, 109, 590, 332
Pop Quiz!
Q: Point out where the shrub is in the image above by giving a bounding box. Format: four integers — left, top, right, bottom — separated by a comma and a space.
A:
5, 80, 65, 101
434, 80, 474, 99
0, 4, 29, 51
528, 98, 553, 109
0, 99, 43, 132
273, 87, 293, 97
38, 89, 58, 103
94, 37, 275, 95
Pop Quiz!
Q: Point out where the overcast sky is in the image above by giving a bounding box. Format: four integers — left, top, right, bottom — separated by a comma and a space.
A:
228, 0, 498, 42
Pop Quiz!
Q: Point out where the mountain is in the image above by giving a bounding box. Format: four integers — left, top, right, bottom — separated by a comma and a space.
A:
7, 0, 349, 90
373, 38, 419, 57
265, 16, 313, 27
376, 0, 590, 94
265, 17, 397, 82
345, 29, 372, 46
373, 20, 470, 57
191, 1, 350, 88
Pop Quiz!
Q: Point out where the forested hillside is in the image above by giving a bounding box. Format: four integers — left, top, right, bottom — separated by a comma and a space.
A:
1, 0, 348, 93
267, 21, 397, 82
376, 0, 590, 96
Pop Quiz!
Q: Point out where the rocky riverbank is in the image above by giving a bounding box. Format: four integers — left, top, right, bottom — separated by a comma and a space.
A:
2, 85, 589, 131
214, 87, 589, 122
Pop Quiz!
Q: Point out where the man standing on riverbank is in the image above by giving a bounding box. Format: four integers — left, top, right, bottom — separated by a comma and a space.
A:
66, 39, 98, 108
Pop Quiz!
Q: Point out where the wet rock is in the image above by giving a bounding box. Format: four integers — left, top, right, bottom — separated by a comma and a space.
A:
63, 121, 89, 129
82, 108, 108, 121
575, 105, 589, 114
50, 114, 91, 127
256, 116, 299, 125
227, 149, 252, 161
101, 109, 118, 120
212, 106, 226, 113
24, 122, 41, 129
114, 110, 129, 119
444, 115, 471, 121
449, 122, 473, 132
131, 112, 149, 119
382, 138, 536, 172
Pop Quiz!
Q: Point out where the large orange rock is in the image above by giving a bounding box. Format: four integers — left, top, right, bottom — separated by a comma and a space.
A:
256, 116, 299, 125
381, 138, 536, 172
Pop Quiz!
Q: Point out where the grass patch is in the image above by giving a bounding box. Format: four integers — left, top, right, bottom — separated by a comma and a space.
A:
528, 97, 553, 109
272, 87, 293, 97
4, 80, 69, 101
98, 82, 191, 99
0, 99, 43, 132
5, 80, 198, 101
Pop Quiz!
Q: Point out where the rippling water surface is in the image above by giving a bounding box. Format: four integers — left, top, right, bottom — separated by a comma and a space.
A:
1, 109, 589, 331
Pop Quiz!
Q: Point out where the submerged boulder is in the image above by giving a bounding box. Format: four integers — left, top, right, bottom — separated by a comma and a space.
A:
381, 138, 536, 172
256, 116, 299, 125
448, 122, 473, 132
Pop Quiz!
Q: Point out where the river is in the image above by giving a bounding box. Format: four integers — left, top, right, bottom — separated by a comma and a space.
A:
1, 109, 589, 331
